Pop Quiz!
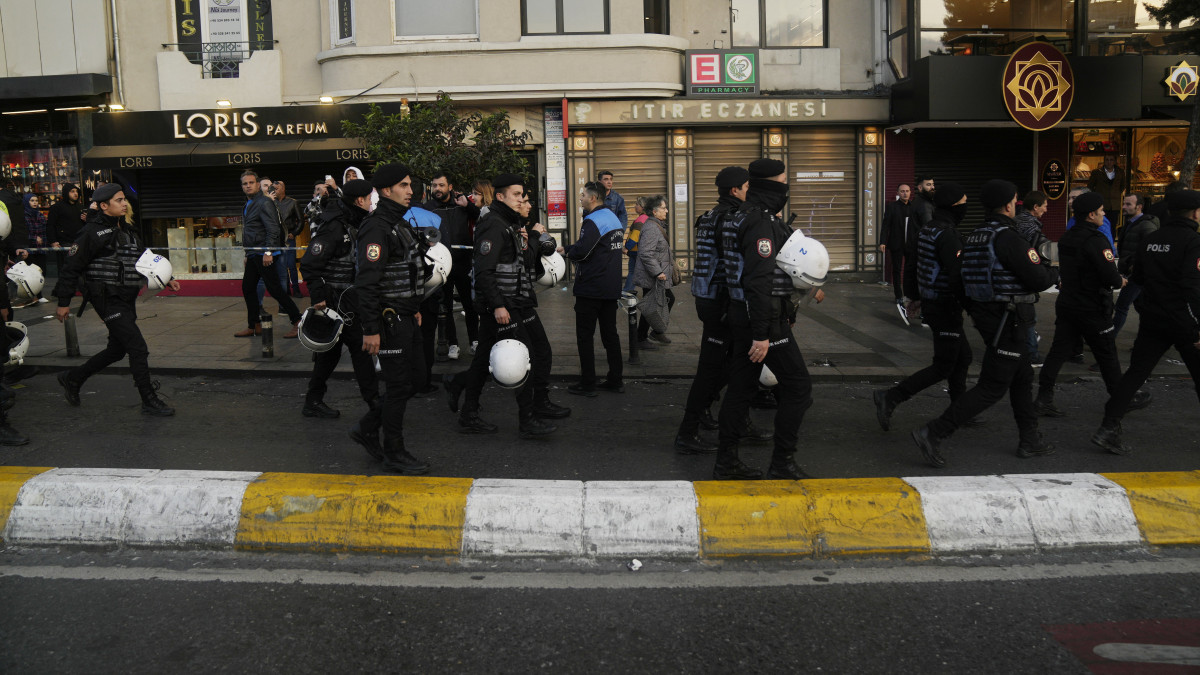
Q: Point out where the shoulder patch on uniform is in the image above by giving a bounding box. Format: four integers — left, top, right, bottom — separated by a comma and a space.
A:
955, 249, 961, 258
68, 244, 78, 257
480, 240, 493, 255
1102, 248, 1114, 262
1027, 248, 1041, 264
366, 243, 381, 262
310, 242, 323, 256
756, 238, 773, 258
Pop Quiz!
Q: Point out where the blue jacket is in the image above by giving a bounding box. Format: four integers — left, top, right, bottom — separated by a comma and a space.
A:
1066, 215, 1114, 250
565, 205, 624, 299
604, 189, 627, 228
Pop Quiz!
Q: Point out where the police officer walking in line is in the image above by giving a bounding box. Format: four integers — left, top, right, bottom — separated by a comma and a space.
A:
54, 183, 179, 416
354, 164, 430, 475
1035, 191, 1152, 417
873, 183, 973, 430
912, 180, 1059, 467
298, 179, 385, 442
714, 159, 824, 480
1092, 189, 1200, 455
445, 174, 567, 437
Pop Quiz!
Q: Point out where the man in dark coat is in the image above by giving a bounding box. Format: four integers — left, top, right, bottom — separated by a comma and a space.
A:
235, 169, 301, 338
48, 183, 86, 274
423, 172, 480, 360
879, 183, 918, 320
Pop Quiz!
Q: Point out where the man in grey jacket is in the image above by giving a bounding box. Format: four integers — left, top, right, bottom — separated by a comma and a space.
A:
1113, 193, 1161, 336
236, 169, 302, 338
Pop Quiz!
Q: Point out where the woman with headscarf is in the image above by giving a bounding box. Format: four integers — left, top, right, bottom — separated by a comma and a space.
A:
21, 194, 47, 303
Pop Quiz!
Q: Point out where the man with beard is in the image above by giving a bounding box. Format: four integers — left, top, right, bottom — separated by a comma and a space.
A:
423, 172, 480, 360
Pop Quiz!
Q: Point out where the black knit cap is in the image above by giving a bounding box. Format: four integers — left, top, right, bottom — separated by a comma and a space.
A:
341, 179, 374, 199
748, 158, 786, 179
980, 179, 1018, 210
1166, 188, 1200, 211
371, 163, 411, 189
92, 183, 123, 204
491, 173, 524, 190
1072, 191, 1105, 216
933, 182, 966, 209
715, 166, 750, 189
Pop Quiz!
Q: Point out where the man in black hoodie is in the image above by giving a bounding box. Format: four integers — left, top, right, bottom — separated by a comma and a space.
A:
423, 172, 480, 360
48, 183, 86, 275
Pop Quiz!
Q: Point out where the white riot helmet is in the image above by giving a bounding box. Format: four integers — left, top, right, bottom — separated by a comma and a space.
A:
0, 205, 10, 239
489, 338, 531, 389
297, 306, 345, 352
6, 261, 43, 300
3, 322, 28, 366
776, 230, 830, 289
759, 364, 778, 388
135, 250, 174, 291
537, 251, 566, 287
423, 243, 453, 297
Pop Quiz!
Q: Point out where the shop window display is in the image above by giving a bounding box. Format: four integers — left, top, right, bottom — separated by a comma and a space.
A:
1, 147, 81, 220
149, 217, 245, 280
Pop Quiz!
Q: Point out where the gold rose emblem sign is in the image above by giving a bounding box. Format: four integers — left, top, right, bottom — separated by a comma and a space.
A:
1003, 42, 1074, 132
1165, 60, 1199, 101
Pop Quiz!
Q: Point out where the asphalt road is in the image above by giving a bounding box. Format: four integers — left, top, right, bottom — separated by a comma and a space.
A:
3, 548, 1199, 673
1, 371, 1197, 479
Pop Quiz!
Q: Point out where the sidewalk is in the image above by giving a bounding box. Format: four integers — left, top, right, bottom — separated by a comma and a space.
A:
19, 275, 1191, 382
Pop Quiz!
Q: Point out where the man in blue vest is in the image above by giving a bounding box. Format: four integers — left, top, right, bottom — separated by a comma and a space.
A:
562, 181, 625, 396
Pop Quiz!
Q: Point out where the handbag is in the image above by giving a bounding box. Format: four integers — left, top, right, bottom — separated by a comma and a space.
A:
637, 279, 670, 334
670, 260, 682, 287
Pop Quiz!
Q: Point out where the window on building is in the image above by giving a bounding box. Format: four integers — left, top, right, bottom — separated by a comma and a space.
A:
731, 0, 825, 48
523, 0, 609, 35
396, 0, 476, 39
644, 0, 669, 34
919, 0, 1074, 57
332, 0, 355, 46
888, 0, 910, 79
1086, 0, 1195, 55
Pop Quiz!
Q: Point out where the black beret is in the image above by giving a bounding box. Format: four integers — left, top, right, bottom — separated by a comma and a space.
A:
1166, 188, 1200, 211
341, 179, 374, 199
749, 159, 786, 179
491, 173, 524, 190
1072, 191, 1105, 216
92, 183, 123, 204
933, 182, 966, 209
715, 166, 750, 189
371, 163, 411, 189
980, 179, 1018, 210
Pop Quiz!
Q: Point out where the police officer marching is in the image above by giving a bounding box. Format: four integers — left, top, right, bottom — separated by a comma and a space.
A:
1035, 191, 1152, 417
445, 173, 568, 437
874, 182, 973, 430
1093, 188, 1200, 455
912, 179, 1059, 467
353, 164, 431, 475
714, 159, 826, 480
54, 183, 179, 416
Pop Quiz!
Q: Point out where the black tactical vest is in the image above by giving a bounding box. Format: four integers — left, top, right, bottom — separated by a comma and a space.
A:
917, 225, 951, 300
379, 223, 426, 302
691, 206, 729, 301
85, 228, 142, 287
962, 224, 1036, 303
494, 227, 534, 301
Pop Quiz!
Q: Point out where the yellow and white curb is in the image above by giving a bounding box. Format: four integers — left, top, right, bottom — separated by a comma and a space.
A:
1, 467, 1198, 558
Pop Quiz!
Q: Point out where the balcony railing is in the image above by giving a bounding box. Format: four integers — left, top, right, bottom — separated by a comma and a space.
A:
161, 41, 278, 79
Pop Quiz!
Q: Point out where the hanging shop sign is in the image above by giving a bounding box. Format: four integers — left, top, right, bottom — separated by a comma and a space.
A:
1165, 60, 1199, 101
568, 97, 887, 127
91, 103, 399, 146
685, 50, 759, 96
1040, 159, 1067, 200
1002, 42, 1074, 132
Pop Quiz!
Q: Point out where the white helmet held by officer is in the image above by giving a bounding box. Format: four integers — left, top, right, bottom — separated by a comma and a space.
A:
0, 203, 11, 240
776, 230, 829, 290
489, 338, 531, 389
537, 251, 566, 287
135, 250, 174, 291
297, 306, 345, 352
3, 322, 28, 366
6, 261, 43, 300
423, 242, 453, 296
759, 364, 778, 388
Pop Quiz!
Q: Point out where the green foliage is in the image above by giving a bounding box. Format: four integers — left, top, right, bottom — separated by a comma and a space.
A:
340, 93, 531, 192
1145, 0, 1200, 53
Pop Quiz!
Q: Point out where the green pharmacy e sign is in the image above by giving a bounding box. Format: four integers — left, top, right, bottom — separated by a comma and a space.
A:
686, 50, 759, 96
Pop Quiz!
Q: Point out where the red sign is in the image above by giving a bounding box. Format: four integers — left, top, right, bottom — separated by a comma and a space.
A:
1046, 618, 1200, 673
690, 54, 720, 84
1002, 42, 1074, 132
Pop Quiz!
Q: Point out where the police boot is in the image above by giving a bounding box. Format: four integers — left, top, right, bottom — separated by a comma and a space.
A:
518, 412, 557, 439
911, 424, 947, 468
380, 437, 430, 475
0, 415, 29, 446
698, 406, 719, 431
458, 412, 499, 434
139, 387, 175, 417
1091, 417, 1129, 456
444, 373, 466, 413
873, 388, 901, 431
350, 422, 384, 461
712, 445, 763, 480
766, 452, 813, 480
750, 388, 778, 410
1034, 388, 1065, 417
1128, 390, 1153, 412
57, 371, 83, 407
1016, 432, 1056, 458
675, 412, 716, 454
0, 385, 15, 412
302, 398, 341, 419
532, 390, 571, 419
739, 416, 773, 444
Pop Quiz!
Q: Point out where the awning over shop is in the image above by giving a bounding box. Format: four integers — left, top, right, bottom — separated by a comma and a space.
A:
297, 138, 369, 163
188, 141, 303, 167
82, 143, 196, 169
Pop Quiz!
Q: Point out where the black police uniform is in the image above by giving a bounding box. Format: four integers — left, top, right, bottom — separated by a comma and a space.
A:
1094, 210, 1200, 454
299, 197, 383, 435
447, 199, 562, 436
716, 178, 814, 480
1036, 218, 1136, 415
0, 287, 28, 444
914, 212, 1058, 466
54, 209, 174, 416
875, 206, 972, 428
354, 196, 430, 475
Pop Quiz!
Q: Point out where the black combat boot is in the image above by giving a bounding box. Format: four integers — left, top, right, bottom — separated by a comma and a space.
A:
444, 373, 465, 413
698, 407, 719, 431
766, 453, 813, 480
458, 412, 499, 434
911, 424, 947, 468
350, 422, 383, 461
380, 437, 430, 475
302, 398, 340, 419
674, 412, 715, 454
740, 417, 773, 444
57, 371, 83, 407
712, 445, 763, 480
1016, 432, 1056, 458
750, 388, 778, 410
1128, 390, 1153, 412
532, 390, 571, 419
0, 414, 29, 446
1034, 388, 1065, 417
1091, 417, 1129, 455
518, 412, 557, 439
873, 388, 899, 431
139, 386, 175, 417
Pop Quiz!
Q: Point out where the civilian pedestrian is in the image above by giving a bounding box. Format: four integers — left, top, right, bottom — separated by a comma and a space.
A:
1113, 192, 1160, 336
424, 172, 480, 361
47, 183, 85, 277
21, 195, 47, 304
274, 180, 304, 297
235, 170, 301, 339
879, 183, 918, 324
633, 196, 675, 350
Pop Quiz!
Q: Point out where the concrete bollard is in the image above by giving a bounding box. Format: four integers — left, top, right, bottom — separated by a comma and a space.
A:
621, 291, 639, 365
260, 310, 274, 359
63, 313, 80, 357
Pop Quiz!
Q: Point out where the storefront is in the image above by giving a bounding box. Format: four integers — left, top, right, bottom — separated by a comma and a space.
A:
564, 97, 890, 274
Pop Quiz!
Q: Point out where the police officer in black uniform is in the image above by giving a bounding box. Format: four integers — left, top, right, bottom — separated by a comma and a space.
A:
1035, 191, 1151, 417
53, 184, 178, 416
445, 173, 566, 437
912, 179, 1059, 467
1093, 188, 1200, 455
874, 182, 973, 430
714, 159, 823, 480
354, 164, 430, 475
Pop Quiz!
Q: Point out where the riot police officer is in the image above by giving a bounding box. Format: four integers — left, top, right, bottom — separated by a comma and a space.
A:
354, 164, 430, 475
714, 159, 824, 480
54, 183, 178, 416
1093, 188, 1200, 455
874, 182, 972, 430
912, 179, 1059, 467
1036, 191, 1151, 416
445, 173, 566, 437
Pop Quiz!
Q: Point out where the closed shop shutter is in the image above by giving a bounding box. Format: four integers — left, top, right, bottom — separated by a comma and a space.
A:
787, 128, 858, 268
914, 129, 1034, 234
692, 130, 761, 212
136, 162, 341, 219
592, 130, 668, 228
